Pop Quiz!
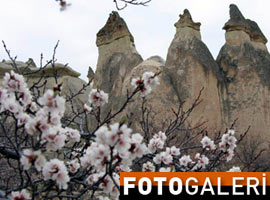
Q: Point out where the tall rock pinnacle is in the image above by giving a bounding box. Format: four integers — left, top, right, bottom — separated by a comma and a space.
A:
94, 11, 142, 119
217, 4, 270, 137
165, 9, 222, 130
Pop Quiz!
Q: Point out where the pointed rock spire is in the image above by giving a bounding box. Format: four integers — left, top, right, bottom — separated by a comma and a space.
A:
223, 4, 267, 44
174, 9, 201, 31
96, 11, 134, 47
229, 4, 245, 22
87, 67, 95, 81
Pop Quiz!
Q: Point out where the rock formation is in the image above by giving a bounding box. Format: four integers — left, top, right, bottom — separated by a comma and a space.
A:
217, 4, 270, 137
94, 11, 143, 114
87, 66, 95, 81
93, 6, 270, 141
165, 9, 222, 130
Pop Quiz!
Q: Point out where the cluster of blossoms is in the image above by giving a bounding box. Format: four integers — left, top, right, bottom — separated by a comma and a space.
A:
201, 136, 216, 150
0, 70, 242, 200
20, 149, 46, 171
84, 88, 109, 111
42, 159, 70, 190
179, 155, 192, 167
192, 153, 209, 170
219, 129, 237, 161
142, 161, 156, 172
148, 131, 167, 153
0, 71, 82, 193
0, 71, 36, 125
200, 130, 238, 163
149, 133, 211, 172
144, 130, 239, 172
131, 71, 160, 96
80, 123, 148, 198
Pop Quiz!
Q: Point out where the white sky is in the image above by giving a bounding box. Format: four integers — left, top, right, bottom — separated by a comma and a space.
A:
0, 0, 269, 81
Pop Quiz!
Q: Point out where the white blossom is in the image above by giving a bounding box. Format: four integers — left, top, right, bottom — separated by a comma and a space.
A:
64, 128, 81, 143
142, 71, 160, 89
20, 149, 46, 171
148, 131, 167, 153
38, 89, 65, 115
228, 129, 235, 135
193, 153, 209, 170
128, 133, 148, 160
227, 166, 241, 172
67, 159, 80, 174
219, 130, 237, 162
3, 70, 27, 93
159, 167, 171, 172
201, 136, 216, 150
11, 189, 31, 200
226, 149, 234, 162
88, 89, 108, 107
86, 172, 104, 185
83, 104, 92, 112
131, 71, 159, 97
166, 146, 180, 156
179, 155, 192, 167
142, 161, 155, 172
82, 142, 110, 171
42, 127, 67, 152
42, 159, 70, 190
153, 151, 173, 165
100, 175, 114, 194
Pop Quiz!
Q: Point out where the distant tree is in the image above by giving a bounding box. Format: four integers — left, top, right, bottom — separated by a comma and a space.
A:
55, 0, 152, 11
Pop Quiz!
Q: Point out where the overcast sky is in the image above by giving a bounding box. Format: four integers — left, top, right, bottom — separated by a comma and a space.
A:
0, 0, 269, 81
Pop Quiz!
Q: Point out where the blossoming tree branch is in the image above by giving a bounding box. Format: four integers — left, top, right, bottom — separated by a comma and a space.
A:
0, 43, 250, 200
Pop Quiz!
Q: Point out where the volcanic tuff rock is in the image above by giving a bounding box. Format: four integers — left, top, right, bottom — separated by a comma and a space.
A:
93, 6, 270, 140
165, 9, 222, 129
217, 4, 270, 137
87, 66, 95, 81
94, 11, 143, 114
